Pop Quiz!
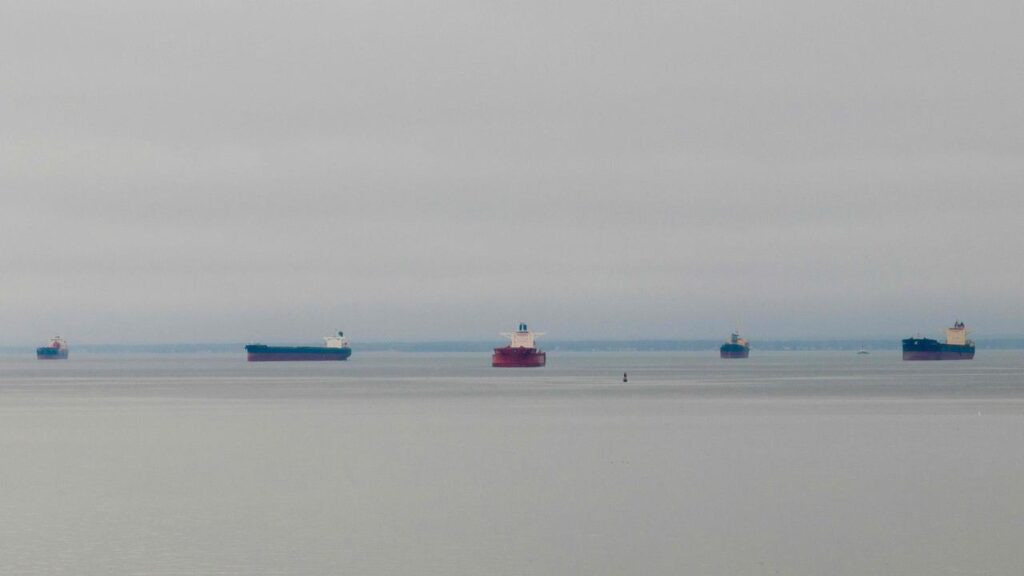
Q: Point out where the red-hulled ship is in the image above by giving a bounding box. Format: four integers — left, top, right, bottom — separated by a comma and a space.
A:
492, 323, 546, 367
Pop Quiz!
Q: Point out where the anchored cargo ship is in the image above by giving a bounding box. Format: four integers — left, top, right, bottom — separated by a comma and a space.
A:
36, 336, 69, 360
720, 332, 750, 359
492, 323, 546, 367
245, 332, 352, 362
902, 321, 975, 361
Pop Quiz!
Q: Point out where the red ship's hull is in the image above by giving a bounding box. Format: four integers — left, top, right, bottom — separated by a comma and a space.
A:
720, 349, 749, 359
492, 347, 546, 367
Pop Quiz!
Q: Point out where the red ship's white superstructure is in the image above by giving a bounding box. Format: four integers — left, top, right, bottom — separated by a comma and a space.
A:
492, 323, 546, 367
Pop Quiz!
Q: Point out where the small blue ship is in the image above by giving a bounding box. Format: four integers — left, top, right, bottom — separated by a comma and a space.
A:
37, 336, 69, 360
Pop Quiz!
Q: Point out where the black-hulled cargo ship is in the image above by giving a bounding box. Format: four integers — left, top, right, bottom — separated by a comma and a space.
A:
246, 332, 352, 362
720, 332, 750, 359
902, 321, 974, 361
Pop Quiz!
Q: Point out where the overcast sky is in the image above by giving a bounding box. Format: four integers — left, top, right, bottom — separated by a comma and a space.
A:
1, 0, 1022, 344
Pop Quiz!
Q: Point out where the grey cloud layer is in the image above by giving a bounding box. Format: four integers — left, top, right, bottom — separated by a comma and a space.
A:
1, 0, 1022, 343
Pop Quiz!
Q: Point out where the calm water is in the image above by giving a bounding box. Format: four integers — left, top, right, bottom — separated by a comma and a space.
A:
2, 351, 1022, 575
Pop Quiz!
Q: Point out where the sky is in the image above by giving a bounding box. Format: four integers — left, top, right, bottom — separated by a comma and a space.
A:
1, 0, 1022, 344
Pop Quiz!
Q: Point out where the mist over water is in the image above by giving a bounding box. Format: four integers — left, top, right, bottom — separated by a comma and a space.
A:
2, 351, 1023, 575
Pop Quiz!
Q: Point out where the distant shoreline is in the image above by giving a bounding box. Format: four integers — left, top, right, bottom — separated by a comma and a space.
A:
4, 338, 1024, 354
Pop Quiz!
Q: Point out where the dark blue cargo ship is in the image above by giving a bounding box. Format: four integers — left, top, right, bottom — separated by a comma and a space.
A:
902, 321, 974, 360
720, 332, 750, 359
245, 332, 352, 361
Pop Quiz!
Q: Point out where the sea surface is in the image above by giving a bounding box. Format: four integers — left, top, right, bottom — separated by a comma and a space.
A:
1, 351, 1022, 575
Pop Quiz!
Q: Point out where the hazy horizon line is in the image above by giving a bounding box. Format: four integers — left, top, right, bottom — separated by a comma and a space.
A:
7, 336, 1024, 354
